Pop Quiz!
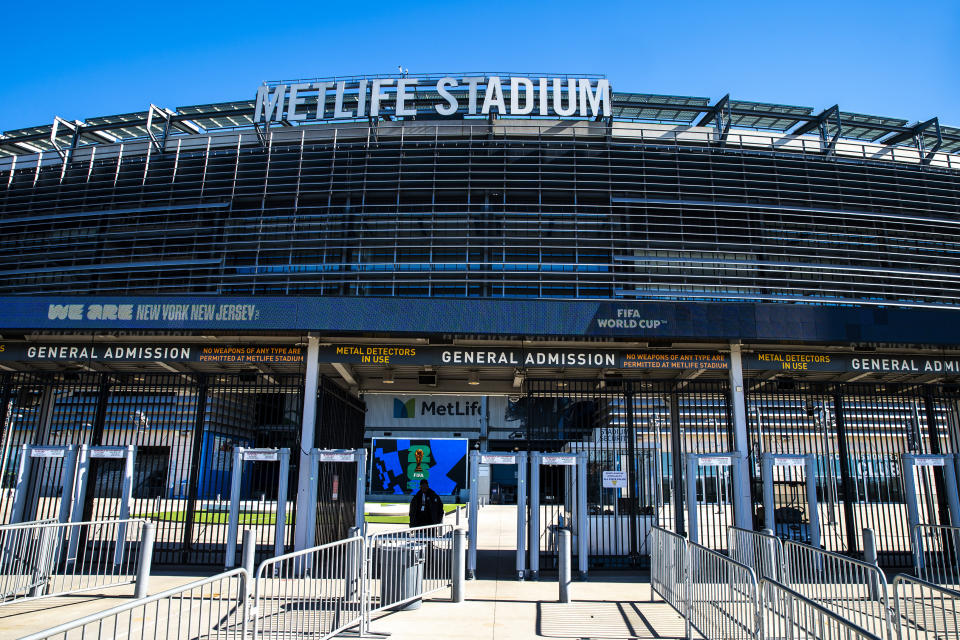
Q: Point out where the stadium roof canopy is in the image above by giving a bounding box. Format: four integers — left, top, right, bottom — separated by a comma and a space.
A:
1, 73, 957, 161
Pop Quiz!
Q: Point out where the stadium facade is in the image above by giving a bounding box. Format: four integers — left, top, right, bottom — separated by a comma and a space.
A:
1, 72, 959, 568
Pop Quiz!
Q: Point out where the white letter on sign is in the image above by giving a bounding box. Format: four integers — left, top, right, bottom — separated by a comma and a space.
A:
254, 85, 286, 122
510, 77, 534, 115
395, 79, 419, 116
436, 77, 459, 116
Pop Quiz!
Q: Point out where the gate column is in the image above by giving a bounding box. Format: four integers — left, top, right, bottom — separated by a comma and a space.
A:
294, 333, 321, 551
728, 343, 753, 530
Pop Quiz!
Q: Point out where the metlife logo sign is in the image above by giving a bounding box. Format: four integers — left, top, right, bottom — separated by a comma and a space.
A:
369, 395, 486, 429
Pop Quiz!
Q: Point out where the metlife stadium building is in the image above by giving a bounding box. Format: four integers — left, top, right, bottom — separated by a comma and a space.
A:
1, 72, 959, 570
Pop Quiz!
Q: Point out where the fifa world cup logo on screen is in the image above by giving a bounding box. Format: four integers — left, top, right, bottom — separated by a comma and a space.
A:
406, 443, 433, 491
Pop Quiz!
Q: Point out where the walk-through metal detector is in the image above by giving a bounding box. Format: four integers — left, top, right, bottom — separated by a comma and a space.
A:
11, 445, 79, 524
903, 453, 960, 537
69, 445, 136, 564
529, 451, 587, 580
467, 450, 527, 580
301, 448, 367, 547
685, 452, 746, 545
760, 453, 820, 549
225, 447, 290, 568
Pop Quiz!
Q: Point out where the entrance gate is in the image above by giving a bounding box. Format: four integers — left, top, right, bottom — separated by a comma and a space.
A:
467, 450, 527, 580
11, 445, 79, 524
760, 453, 820, 548
12, 444, 137, 564
902, 454, 960, 537
747, 380, 960, 568
529, 451, 588, 579
224, 447, 290, 567
684, 453, 741, 546
301, 448, 366, 548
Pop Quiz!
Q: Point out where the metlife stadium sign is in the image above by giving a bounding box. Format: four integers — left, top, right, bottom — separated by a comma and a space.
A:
254, 76, 612, 122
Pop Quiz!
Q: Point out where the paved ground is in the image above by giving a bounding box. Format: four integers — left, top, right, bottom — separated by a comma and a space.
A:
2, 506, 688, 639
0, 573, 203, 640
370, 505, 691, 639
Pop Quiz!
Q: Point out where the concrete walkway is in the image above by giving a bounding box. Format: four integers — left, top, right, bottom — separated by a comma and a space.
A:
371, 505, 690, 639
0, 573, 203, 640
2, 506, 689, 640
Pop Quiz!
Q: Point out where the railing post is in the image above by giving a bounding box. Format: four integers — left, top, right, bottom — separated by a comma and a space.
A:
452, 528, 466, 603
241, 529, 256, 601
30, 526, 55, 598
761, 528, 779, 582
684, 542, 692, 640
862, 528, 880, 601
134, 521, 155, 599
346, 526, 360, 600
558, 528, 571, 603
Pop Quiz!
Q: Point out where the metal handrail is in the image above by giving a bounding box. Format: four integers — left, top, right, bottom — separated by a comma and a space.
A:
892, 574, 960, 640
17, 568, 250, 640
364, 523, 454, 631
648, 526, 689, 616
687, 540, 760, 640
1, 518, 148, 606
760, 578, 882, 640
252, 535, 365, 640
728, 526, 785, 583
784, 539, 893, 639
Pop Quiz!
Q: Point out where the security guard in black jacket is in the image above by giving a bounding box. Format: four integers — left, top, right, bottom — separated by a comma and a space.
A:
409, 479, 444, 528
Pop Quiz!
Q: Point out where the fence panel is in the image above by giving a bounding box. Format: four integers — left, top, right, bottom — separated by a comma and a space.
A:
0, 518, 145, 605
784, 540, 892, 638
648, 526, 687, 615
687, 541, 759, 640
728, 526, 785, 583
17, 568, 249, 640
252, 536, 364, 640
893, 574, 960, 640
760, 578, 882, 640
365, 524, 453, 617
912, 524, 960, 588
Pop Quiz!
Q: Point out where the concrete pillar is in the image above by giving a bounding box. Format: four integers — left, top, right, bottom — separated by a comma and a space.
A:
294, 334, 321, 551
728, 343, 753, 530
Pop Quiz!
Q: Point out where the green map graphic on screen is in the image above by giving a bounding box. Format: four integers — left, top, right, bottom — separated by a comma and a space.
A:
407, 445, 432, 489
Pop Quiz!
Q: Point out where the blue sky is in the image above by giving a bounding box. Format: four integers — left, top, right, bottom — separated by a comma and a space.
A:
2, 0, 958, 131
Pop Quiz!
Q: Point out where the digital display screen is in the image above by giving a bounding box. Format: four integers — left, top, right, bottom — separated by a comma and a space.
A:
370, 438, 468, 496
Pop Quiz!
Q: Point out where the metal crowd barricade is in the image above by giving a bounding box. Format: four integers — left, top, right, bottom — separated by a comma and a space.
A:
252, 536, 364, 640
648, 526, 688, 616
760, 578, 882, 640
892, 574, 960, 640
912, 524, 960, 588
364, 524, 453, 624
784, 540, 893, 639
0, 518, 146, 605
18, 569, 250, 640
728, 526, 785, 583
687, 541, 760, 640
